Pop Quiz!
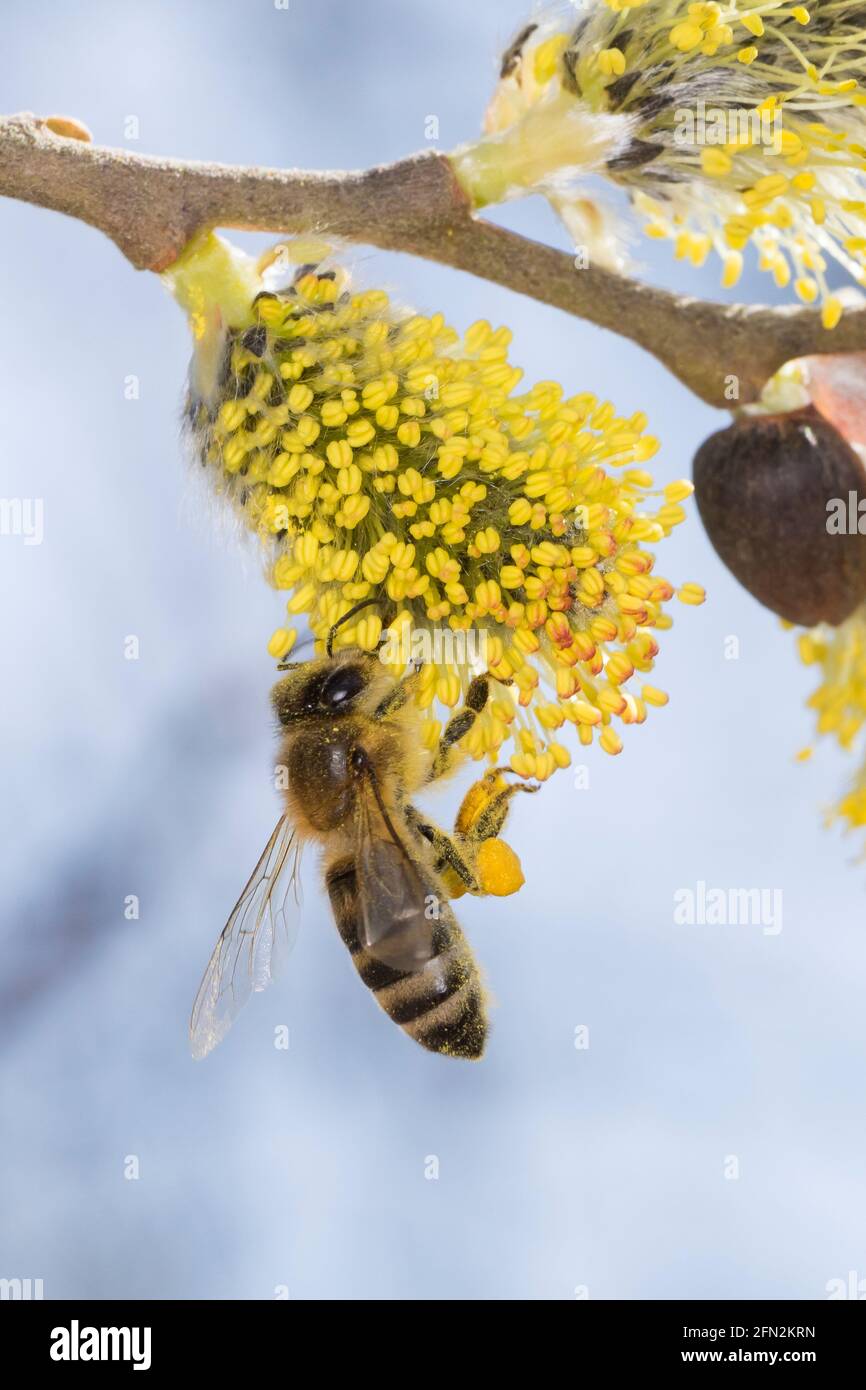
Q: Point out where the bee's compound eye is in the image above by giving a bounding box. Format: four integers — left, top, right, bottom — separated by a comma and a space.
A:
319, 664, 366, 710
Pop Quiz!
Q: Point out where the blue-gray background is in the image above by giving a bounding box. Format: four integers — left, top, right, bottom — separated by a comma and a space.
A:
1, 0, 864, 1301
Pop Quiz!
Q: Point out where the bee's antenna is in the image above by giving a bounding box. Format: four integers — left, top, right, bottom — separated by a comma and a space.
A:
276, 630, 318, 671
326, 597, 389, 658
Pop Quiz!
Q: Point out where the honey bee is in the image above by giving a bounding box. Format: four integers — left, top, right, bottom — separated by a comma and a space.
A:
189, 605, 537, 1061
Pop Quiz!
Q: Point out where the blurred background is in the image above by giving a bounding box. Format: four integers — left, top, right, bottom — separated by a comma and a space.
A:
1, 0, 865, 1301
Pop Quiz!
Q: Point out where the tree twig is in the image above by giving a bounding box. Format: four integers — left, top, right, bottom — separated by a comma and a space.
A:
2, 110, 865, 407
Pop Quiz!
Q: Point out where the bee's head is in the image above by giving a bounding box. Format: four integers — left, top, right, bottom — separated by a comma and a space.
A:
271, 597, 397, 726
271, 650, 385, 727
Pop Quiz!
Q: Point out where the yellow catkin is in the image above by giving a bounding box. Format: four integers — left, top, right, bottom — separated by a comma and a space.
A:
173, 234, 702, 785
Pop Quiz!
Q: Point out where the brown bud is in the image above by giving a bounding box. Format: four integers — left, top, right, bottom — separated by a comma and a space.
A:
43, 115, 92, 143
693, 407, 866, 626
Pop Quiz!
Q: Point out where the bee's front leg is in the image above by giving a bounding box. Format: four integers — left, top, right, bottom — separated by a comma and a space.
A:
373, 662, 424, 719
426, 675, 491, 783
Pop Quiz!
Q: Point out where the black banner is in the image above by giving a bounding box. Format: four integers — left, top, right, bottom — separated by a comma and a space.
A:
2, 1298, 863, 1372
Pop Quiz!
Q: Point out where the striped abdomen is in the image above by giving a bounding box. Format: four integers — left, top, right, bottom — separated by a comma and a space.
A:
326, 857, 487, 1059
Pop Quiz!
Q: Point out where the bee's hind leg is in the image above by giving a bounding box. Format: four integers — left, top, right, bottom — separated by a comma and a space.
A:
466, 778, 539, 845
442, 770, 540, 899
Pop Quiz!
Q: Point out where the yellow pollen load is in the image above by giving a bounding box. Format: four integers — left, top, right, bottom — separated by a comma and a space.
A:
181, 240, 703, 783
476, 838, 526, 896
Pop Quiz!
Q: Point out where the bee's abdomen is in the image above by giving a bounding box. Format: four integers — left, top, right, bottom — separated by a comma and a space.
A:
326, 860, 487, 1060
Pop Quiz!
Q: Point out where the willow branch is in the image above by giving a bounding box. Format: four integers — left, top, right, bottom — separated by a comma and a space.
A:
2, 110, 864, 407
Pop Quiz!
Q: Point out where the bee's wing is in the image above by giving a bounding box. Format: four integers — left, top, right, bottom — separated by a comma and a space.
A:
189, 816, 302, 1060
354, 785, 440, 973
